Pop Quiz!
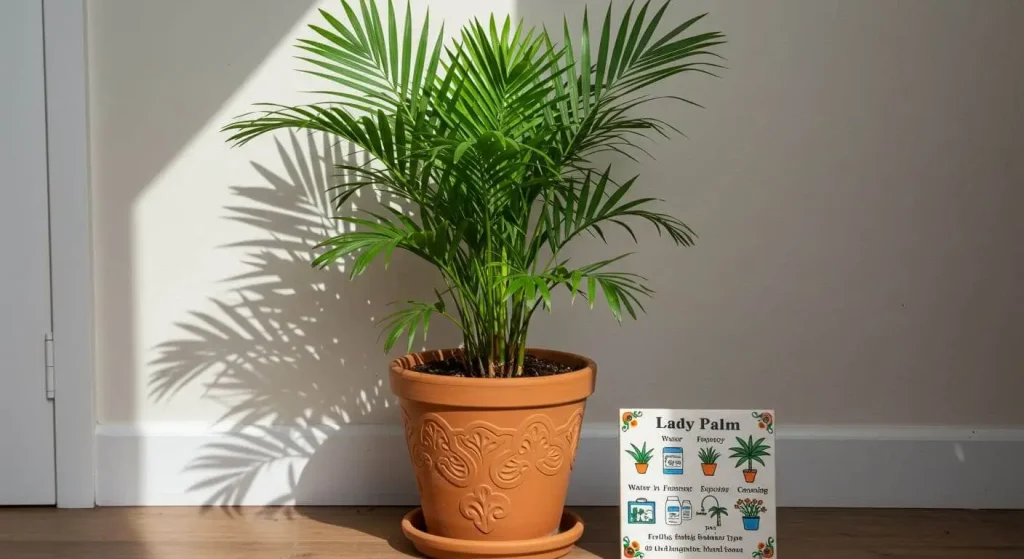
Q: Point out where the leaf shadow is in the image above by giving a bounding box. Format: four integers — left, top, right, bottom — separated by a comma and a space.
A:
146, 131, 432, 554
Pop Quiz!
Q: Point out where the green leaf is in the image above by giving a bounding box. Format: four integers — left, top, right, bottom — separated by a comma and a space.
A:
607, 2, 632, 83
317, 9, 363, 51
453, 141, 472, 162
580, 6, 592, 115
537, 280, 552, 310
400, 0, 413, 95
593, 2, 612, 100
380, 301, 438, 354
562, 17, 580, 121
386, 0, 399, 85
630, 0, 670, 66
602, 278, 622, 321
616, 1, 647, 77
361, 0, 389, 75
569, 270, 584, 302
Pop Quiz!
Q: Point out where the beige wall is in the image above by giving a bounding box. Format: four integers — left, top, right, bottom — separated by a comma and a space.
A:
89, 0, 1024, 428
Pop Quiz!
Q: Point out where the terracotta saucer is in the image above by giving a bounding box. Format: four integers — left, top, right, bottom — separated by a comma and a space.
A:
400, 508, 585, 559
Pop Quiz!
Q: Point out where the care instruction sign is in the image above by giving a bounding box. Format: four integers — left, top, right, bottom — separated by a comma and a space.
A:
619, 409, 777, 558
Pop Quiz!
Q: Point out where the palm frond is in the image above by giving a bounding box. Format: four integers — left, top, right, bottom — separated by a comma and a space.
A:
222, 0, 725, 376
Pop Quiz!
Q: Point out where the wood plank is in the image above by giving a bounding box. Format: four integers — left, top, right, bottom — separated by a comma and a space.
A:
0, 507, 1021, 558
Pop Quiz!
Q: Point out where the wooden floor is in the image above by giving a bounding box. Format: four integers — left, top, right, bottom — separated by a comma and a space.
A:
0, 506, 1022, 558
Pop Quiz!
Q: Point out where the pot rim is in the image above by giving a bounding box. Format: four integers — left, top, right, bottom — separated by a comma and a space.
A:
389, 347, 596, 408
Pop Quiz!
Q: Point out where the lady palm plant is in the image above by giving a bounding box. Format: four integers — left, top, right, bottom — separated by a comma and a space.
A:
223, 0, 725, 377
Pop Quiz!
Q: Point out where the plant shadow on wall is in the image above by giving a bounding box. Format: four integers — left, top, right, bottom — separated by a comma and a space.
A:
148, 131, 450, 549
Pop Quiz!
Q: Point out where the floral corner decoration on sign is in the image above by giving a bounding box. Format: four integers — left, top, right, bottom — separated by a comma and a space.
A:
752, 411, 774, 434
622, 537, 645, 558
621, 411, 643, 432
751, 537, 776, 558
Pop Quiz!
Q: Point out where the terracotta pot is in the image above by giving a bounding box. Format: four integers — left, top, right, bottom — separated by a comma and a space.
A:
635, 463, 649, 474
390, 348, 596, 545
701, 463, 717, 476
743, 469, 758, 483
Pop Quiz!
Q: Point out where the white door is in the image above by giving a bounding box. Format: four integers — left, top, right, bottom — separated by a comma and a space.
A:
0, 0, 58, 504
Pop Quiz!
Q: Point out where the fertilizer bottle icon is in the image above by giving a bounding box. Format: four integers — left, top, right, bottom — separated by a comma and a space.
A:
665, 497, 682, 525
662, 446, 683, 474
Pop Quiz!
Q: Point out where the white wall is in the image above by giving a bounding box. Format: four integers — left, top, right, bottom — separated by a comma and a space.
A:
88, 0, 1024, 506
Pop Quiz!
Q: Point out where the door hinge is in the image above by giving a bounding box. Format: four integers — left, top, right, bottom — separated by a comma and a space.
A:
44, 332, 55, 400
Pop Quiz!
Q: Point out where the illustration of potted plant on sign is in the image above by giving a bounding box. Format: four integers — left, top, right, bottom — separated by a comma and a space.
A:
735, 498, 768, 531
622, 411, 643, 432
622, 537, 645, 558
626, 442, 654, 474
698, 446, 720, 476
751, 537, 776, 558
729, 435, 771, 483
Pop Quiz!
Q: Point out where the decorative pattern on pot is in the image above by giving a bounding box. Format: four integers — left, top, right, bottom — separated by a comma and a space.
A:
458, 485, 510, 534
404, 408, 584, 533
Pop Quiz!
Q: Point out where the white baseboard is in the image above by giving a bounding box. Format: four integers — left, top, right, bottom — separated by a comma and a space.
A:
96, 423, 1024, 508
